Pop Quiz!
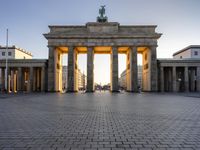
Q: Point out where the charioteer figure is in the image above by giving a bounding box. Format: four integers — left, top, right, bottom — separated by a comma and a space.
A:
97, 5, 108, 23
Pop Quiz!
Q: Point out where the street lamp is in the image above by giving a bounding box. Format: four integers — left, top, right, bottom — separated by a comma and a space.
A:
5, 29, 8, 92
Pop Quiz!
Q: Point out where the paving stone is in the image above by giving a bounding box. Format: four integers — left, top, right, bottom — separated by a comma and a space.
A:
0, 93, 199, 149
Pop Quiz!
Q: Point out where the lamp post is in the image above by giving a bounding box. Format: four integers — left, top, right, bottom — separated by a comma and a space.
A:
5, 29, 8, 92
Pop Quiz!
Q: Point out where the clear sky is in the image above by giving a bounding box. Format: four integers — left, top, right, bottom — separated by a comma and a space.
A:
0, 0, 200, 84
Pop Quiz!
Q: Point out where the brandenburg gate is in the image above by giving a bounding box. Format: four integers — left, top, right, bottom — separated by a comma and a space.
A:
44, 7, 161, 92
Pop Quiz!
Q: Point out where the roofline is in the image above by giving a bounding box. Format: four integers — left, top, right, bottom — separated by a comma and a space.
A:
0, 45, 33, 56
48, 22, 158, 28
0, 59, 48, 63
173, 45, 200, 56
157, 58, 200, 63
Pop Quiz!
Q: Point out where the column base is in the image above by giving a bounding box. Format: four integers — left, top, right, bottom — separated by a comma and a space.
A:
66, 90, 78, 93
126, 90, 139, 93
111, 90, 120, 93
85, 90, 94, 93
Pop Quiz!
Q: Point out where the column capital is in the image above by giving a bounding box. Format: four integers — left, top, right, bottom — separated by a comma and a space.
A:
47, 45, 56, 49
87, 46, 94, 48
68, 46, 75, 51
87, 46, 94, 52
129, 45, 138, 49
149, 45, 158, 49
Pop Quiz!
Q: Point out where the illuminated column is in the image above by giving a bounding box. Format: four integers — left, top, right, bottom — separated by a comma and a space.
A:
128, 46, 138, 92
74, 51, 78, 91
160, 67, 164, 92
17, 67, 22, 92
13, 70, 17, 93
184, 66, 189, 92
172, 66, 177, 92
111, 46, 119, 92
41, 67, 45, 92
54, 49, 58, 91
197, 66, 200, 92
67, 46, 76, 92
150, 46, 158, 91
11, 70, 14, 92
86, 47, 94, 92
29, 67, 33, 92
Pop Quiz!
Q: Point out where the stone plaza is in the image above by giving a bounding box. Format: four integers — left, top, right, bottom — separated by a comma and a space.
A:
0, 93, 200, 149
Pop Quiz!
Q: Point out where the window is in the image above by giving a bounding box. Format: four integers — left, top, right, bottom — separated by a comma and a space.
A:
8, 52, 12, 56
2, 52, 5, 56
180, 56, 182, 59
194, 51, 198, 56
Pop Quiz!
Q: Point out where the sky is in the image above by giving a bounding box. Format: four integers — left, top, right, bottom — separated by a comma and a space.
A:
0, 0, 200, 84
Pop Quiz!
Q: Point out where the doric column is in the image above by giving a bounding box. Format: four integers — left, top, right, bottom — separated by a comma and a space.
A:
29, 67, 33, 92
22, 69, 25, 91
172, 66, 177, 92
111, 46, 119, 92
184, 66, 189, 92
160, 67, 164, 92
36, 68, 40, 91
54, 49, 59, 91
197, 66, 200, 92
7, 67, 11, 93
0, 68, 2, 85
86, 47, 94, 92
1, 68, 5, 91
67, 46, 76, 92
33, 68, 36, 91
41, 67, 45, 92
129, 46, 138, 92
47, 46, 56, 92
168, 68, 173, 91
13, 70, 17, 93
17, 67, 22, 92
150, 46, 158, 92
11, 70, 14, 92
190, 69, 195, 91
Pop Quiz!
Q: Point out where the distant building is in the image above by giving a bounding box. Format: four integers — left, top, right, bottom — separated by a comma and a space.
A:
77, 69, 86, 90
119, 70, 126, 89
173, 45, 200, 59
62, 66, 86, 91
0, 45, 33, 59
80, 72, 86, 90
138, 66, 142, 88
62, 66, 68, 90
119, 65, 142, 90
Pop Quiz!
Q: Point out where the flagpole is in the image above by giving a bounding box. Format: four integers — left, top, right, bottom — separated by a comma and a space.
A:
5, 29, 8, 92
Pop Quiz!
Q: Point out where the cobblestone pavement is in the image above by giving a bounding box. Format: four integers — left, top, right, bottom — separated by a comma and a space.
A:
0, 92, 200, 150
